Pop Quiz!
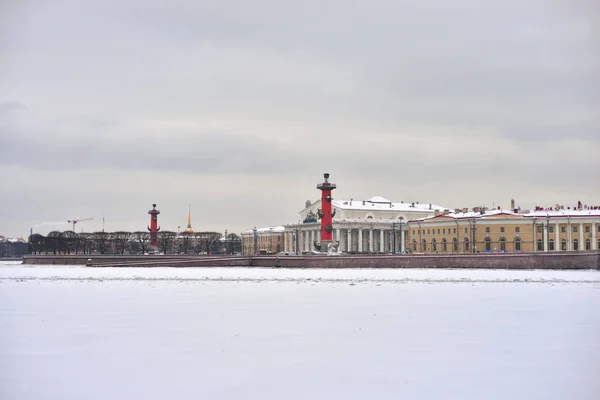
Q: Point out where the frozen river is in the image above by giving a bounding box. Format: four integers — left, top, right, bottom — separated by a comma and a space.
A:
1, 262, 599, 399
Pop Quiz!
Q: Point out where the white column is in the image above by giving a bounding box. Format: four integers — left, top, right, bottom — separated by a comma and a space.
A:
316, 229, 321, 244
555, 224, 560, 251
568, 222, 572, 251
369, 229, 373, 253
336, 228, 340, 244
543, 224, 549, 252
401, 228, 405, 252
379, 230, 384, 252
579, 223, 584, 251
304, 231, 309, 252
592, 223, 597, 250
347, 229, 352, 252
358, 229, 363, 253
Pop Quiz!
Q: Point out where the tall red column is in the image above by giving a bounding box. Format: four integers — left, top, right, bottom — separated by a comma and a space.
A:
317, 173, 336, 245
148, 203, 160, 247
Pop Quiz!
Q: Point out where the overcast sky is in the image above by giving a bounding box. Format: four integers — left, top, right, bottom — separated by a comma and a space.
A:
1, 0, 599, 237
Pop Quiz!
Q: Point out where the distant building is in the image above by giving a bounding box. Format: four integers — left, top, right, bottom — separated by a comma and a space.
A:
283, 196, 446, 254
406, 203, 600, 254
241, 226, 285, 255
0, 236, 30, 257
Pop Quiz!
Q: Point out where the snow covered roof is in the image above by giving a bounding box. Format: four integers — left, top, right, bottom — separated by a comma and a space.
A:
410, 207, 600, 222
242, 226, 286, 234
364, 196, 391, 203
333, 198, 446, 212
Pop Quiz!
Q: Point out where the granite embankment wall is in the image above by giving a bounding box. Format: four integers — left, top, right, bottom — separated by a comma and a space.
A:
22, 252, 600, 269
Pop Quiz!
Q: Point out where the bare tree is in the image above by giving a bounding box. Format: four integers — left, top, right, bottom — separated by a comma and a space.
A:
29, 234, 45, 254
194, 232, 222, 255
79, 232, 94, 254
46, 231, 64, 254
131, 231, 151, 254
92, 231, 109, 254
62, 230, 79, 254
224, 233, 242, 255
112, 231, 132, 254
178, 232, 196, 255
157, 231, 176, 254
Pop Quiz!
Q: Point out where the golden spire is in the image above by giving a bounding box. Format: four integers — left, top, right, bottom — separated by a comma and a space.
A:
184, 204, 194, 233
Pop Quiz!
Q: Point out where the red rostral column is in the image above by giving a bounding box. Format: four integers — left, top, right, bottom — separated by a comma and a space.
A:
147, 203, 160, 247
316, 173, 336, 247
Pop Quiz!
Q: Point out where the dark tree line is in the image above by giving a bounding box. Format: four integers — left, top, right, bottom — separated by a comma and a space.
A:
28, 231, 242, 255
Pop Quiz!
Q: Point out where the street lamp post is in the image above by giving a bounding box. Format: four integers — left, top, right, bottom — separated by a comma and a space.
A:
253, 227, 257, 256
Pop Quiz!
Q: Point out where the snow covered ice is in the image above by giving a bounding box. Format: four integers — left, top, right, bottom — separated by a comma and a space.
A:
1, 261, 599, 399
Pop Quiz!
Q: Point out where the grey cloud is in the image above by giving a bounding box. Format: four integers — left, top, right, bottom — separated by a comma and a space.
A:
0, 0, 599, 237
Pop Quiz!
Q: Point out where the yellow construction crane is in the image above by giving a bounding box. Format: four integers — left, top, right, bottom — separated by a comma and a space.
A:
67, 217, 94, 232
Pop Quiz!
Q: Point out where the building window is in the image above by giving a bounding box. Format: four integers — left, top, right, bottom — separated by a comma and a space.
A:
573, 225, 578, 233
442, 238, 447, 252
453, 237, 458, 252
561, 226, 566, 233
432, 239, 437, 251
537, 225, 542, 233
465, 228, 468, 234
514, 238, 521, 252
464, 238, 470, 252
443, 228, 446, 235
453, 228, 456, 234
573, 239, 579, 251
422, 239, 427, 252
499, 237, 506, 251
515, 227, 520, 233
500, 227, 505, 233
548, 226, 554, 233
418, 230, 421, 235
484, 237, 491, 251
561, 239, 567, 251
537, 239, 543, 251
428, 229, 430, 235
598, 226, 600, 233
437, 229, 440, 235
412, 240, 417, 251
549, 239, 555, 251
485, 227, 490, 233
585, 226, 590, 233
585, 239, 591, 250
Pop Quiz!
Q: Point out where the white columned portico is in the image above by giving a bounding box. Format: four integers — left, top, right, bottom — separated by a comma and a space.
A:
555, 224, 560, 251
379, 230, 384, 252
543, 224, 549, 252
369, 229, 373, 253
593, 223, 597, 250
579, 223, 584, 251
305, 231, 309, 252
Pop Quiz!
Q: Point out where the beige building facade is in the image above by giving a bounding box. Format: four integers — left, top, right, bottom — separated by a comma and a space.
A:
241, 226, 285, 255
407, 207, 600, 254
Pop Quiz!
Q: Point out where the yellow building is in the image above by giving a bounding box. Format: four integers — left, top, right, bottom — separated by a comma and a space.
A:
407, 206, 600, 254
241, 226, 285, 255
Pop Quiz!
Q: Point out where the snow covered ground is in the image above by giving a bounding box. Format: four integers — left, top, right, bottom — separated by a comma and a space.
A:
1, 262, 599, 399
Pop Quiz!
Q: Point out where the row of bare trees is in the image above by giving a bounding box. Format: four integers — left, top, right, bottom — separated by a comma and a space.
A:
28, 231, 242, 255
